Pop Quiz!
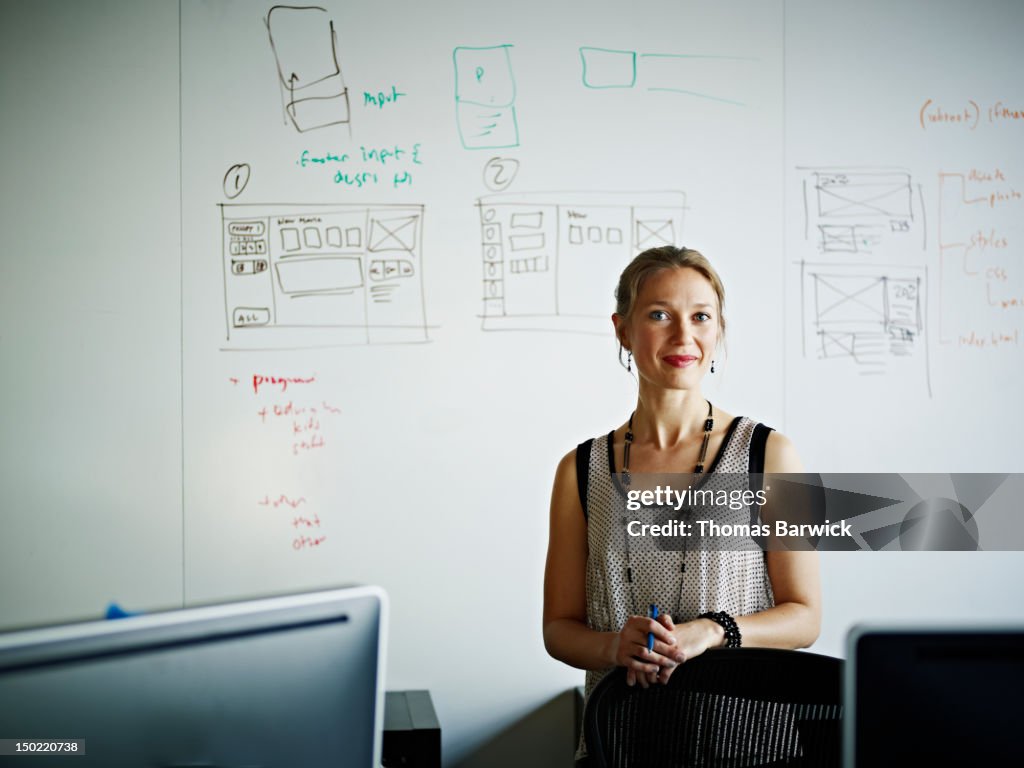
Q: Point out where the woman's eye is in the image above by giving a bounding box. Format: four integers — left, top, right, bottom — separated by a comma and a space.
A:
649, 310, 669, 320
695, 312, 712, 322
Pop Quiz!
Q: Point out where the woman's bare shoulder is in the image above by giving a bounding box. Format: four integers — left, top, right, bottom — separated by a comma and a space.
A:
763, 429, 804, 473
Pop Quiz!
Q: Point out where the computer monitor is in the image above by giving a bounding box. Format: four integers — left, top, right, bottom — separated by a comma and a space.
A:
845, 625, 1024, 767
0, 585, 387, 767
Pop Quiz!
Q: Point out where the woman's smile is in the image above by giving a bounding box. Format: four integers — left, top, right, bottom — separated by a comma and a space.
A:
662, 354, 699, 368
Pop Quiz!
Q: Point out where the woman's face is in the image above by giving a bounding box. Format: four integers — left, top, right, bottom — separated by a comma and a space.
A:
615, 266, 720, 390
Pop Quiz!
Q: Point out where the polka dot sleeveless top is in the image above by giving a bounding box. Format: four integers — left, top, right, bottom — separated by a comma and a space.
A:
576, 416, 774, 759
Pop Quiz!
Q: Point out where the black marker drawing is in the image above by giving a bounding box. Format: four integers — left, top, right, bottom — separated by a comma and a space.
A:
482, 157, 519, 192
223, 163, 252, 199
800, 168, 925, 255
799, 261, 931, 393
477, 191, 686, 333
265, 5, 351, 134
220, 203, 428, 349
795, 169, 931, 391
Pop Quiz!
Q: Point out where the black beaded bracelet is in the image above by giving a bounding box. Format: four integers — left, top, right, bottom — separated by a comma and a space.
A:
700, 610, 742, 648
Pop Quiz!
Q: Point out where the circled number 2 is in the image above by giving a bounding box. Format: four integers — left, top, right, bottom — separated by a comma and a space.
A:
483, 157, 519, 192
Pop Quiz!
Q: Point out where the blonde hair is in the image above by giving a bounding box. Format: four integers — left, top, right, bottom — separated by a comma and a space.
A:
614, 245, 726, 350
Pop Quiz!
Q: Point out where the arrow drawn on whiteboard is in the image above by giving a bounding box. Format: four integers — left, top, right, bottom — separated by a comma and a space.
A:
266, 6, 351, 135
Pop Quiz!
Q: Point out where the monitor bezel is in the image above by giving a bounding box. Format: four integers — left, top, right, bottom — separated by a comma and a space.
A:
843, 622, 1024, 768
0, 584, 389, 766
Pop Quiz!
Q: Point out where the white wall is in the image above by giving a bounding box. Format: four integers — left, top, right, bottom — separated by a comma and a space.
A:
0, 0, 183, 626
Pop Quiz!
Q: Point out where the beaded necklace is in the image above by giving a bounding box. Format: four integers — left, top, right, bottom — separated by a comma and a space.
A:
621, 400, 714, 486
619, 400, 715, 617
616, 402, 747, 648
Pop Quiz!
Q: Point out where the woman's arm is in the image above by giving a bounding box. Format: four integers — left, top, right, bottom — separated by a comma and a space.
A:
659, 431, 821, 670
733, 430, 821, 648
543, 449, 678, 677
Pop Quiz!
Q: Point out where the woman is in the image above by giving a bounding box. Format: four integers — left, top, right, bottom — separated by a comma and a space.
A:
542, 246, 821, 763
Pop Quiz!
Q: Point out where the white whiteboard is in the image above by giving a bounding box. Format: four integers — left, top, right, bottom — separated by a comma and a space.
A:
783, 0, 1024, 473
3, 0, 1023, 764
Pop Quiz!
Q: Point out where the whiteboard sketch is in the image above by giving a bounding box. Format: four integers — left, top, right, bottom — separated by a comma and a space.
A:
937, 169, 1023, 348
799, 261, 931, 392
265, 5, 351, 134
477, 191, 686, 332
220, 203, 428, 348
579, 47, 637, 89
580, 47, 755, 107
800, 168, 926, 255
453, 45, 519, 150
793, 167, 931, 392
482, 157, 519, 192
223, 163, 252, 200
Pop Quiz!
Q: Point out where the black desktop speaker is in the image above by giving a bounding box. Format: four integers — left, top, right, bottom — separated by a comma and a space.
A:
383, 690, 441, 768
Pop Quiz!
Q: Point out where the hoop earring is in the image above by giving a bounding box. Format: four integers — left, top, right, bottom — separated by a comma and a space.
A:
710, 359, 716, 374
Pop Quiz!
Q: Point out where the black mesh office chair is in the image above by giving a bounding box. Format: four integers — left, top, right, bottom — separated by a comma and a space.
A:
583, 648, 843, 768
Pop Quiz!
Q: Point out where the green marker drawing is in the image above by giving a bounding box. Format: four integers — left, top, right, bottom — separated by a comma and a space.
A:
453, 45, 519, 150
639, 53, 759, 61
579, 47, 637, 89
647, 87, 746, 107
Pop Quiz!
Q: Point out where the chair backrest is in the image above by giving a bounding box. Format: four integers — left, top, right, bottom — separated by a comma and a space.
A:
584, 648, 843, 768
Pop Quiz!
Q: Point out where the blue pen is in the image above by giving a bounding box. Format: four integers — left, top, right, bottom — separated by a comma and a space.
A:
647, 604, 658, 652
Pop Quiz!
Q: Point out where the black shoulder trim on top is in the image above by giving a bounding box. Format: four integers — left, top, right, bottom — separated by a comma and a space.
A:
704, 416, 742, 475
748, 422, 774, 474
605, 430, 617, 474
575, 438, 594, 521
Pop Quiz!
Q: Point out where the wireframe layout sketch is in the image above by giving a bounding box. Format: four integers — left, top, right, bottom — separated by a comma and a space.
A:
477, 191, 686, 332
800, 261, 929, 384
800, 168, 926, 255
265, 5, 351, 134
220, 203, 428, 348
453, 45, 519, 150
